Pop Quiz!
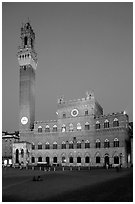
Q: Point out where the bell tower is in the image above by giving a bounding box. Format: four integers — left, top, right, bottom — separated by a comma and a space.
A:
17, 22, 37, 133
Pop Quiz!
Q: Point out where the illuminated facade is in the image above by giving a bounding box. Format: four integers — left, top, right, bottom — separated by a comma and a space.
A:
12, 22, 131, 168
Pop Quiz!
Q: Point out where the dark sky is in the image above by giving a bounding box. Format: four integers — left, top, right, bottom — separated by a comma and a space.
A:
2, 2, 133, 132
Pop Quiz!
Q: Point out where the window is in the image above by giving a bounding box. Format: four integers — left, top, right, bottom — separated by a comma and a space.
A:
24, 36, 27, 46
113, 138, 119, 147
38, 156, 42, 162
69, 156, 73, 163
61, 124, 66, 132
62, 156, 66, 163
113, 118, 119, 127
104, 120, 109, 128
61, 142, 66, 149
96, 156, 101, 163
45, 125, 50, 132
38, 144, 42, 149
32, 144, 35, 150
85, 110, 88, 116
38, 126, 42, 133
53, 157, 57, 163
96, 121, 100, 129
31, 157, 35, 163
85, 156, 90, 163
21, 149, 24, 158
104, 139, 110, 148
85, 122, 90, 130
77, 156, 81, 163
69, 141, 74, 149
45, 142, 50, 149
53, 142, 57, 149
85, 140, 90, 148
96, 139, 101, 148
114, 156, 119, 164
69, 123, 73, 131
63, 113, 66, 118
77, 123, 82, 131
53, 125, 57, 132
77, 141, 81, 149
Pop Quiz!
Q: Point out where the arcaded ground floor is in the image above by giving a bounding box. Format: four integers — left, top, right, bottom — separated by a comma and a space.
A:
2, 167, 133, 202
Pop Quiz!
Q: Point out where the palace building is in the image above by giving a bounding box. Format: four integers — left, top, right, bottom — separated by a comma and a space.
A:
12, 22, 131, 168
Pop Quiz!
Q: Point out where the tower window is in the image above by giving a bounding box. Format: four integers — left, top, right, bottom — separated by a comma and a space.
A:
24, 36, 27, 46
85, 110, 88, 116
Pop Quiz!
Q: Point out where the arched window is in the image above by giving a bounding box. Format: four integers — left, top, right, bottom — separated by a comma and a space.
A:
61, 124, 66, 132
77, 141, 81, 149
31, 157, 35, 163
113, 118, 119, 127
114, 156, 119, 164
61, 141, 66, 149
85, 156, 90, 163
53, 157, 57, 163
45, 142, 50, 149
104, 119, 109, 128
96, 156, 101, 163
69, 123, 73, 131
69, 141, 74, 149
85, 110, 89, 116
53, 125, 57, 132
21, 149, 24, 158
38, 126, 42, 133
77, 123, 82, 131
85, 122, 90, 130
104, 139, 110, 148
45, 125, 50, 132
53, 142, 57, 149
85, 140, 90, 148
113, 138, 119, 147
32, 143, 35, 150
38, 143, 42, 149
77, 156, 81, 163
62, 156, 66, 163
96, 139, 101, 148
38, 156, 42, 162
69, 156, 73, 163
96, 121, 100, 129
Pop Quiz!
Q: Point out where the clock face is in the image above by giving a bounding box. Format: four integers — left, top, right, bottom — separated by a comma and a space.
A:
21, 117, 28, 125
71, 109, 79, 117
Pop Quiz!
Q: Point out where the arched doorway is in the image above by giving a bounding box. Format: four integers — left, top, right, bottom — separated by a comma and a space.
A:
104, 155, 109, 166
46, 156, 50, 165
16, 149, 19, 163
